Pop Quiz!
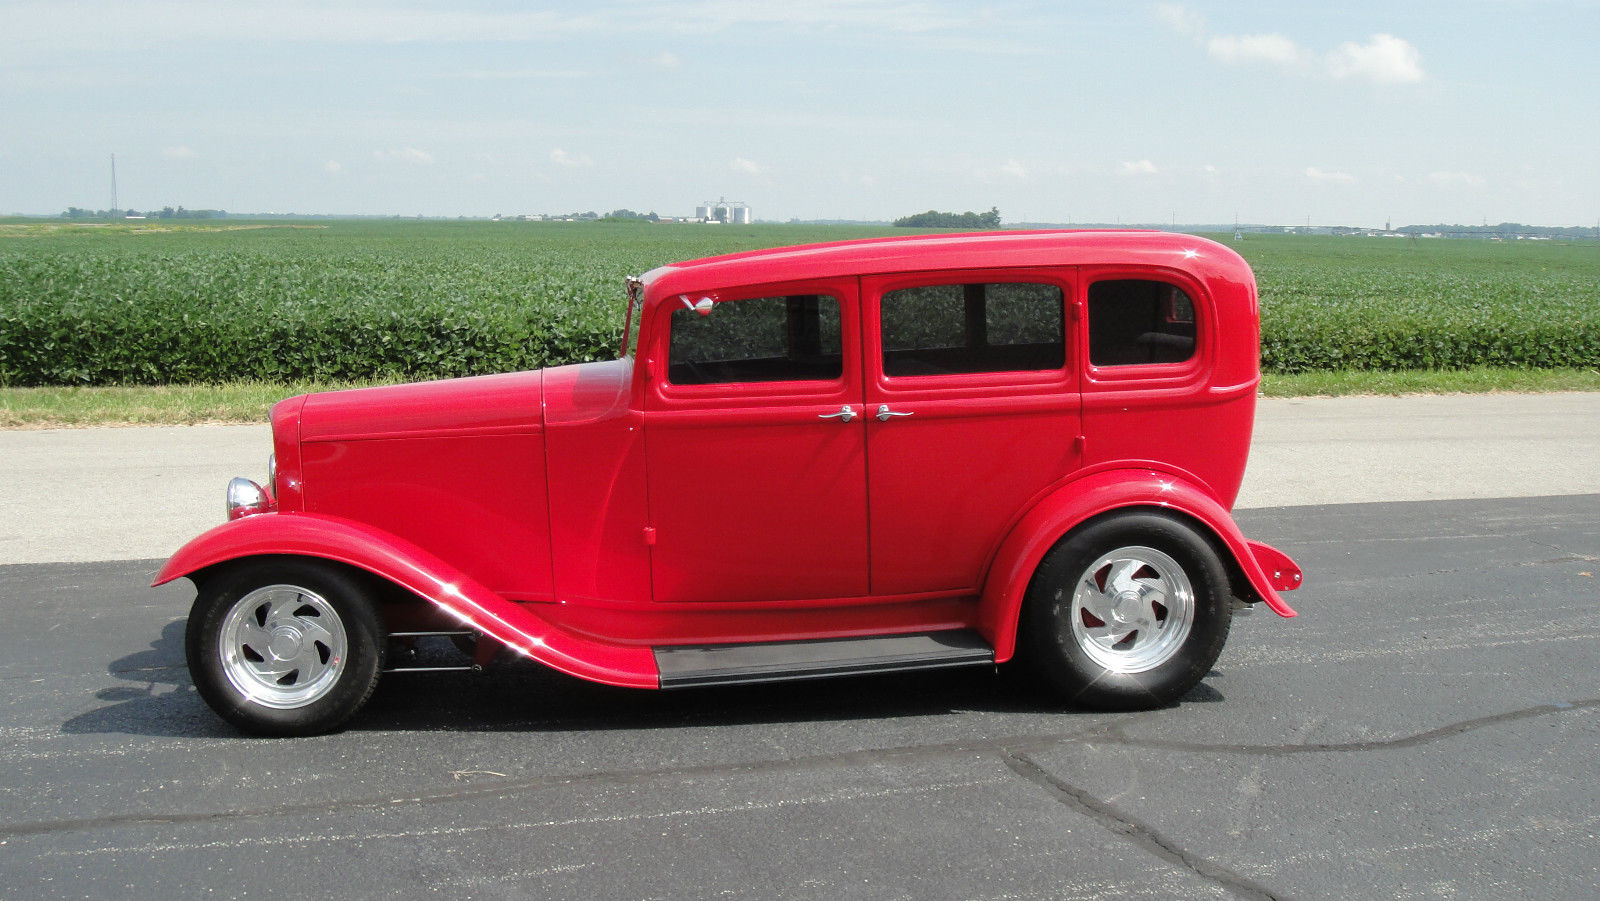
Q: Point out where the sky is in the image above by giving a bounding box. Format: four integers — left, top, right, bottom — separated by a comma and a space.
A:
3, 1, 1597, 228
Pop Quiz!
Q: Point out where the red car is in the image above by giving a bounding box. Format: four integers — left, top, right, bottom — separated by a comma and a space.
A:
158, 230, 1301, 736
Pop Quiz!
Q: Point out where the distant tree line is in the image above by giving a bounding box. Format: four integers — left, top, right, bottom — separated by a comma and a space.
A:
600, 209, 660, 222
1393, 223, 1600, 241
62, 206, 227, 220
893, 207, 1002, 229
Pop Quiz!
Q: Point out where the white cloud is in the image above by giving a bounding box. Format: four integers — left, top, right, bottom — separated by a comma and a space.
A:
1327, 34, 1425, 84
1154, 3, 1206, 39
731, 157, 763, 175
1206, 33, 1310, 68
161, 145, 197, 159
549, 148, 593, 168
1428, 170, 1486, 188
1119, 160, 1158, 176
975, 159, 1029, 181
1305, 167, 1358, 184
1160, 5, 1423, 84
381, 147, 434, 164
654, 52, 680, 69
324, 160, 342, 174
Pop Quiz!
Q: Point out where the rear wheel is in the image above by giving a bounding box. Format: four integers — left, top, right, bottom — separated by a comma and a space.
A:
1024, 512, 1231, 709
186, 559, 384, 736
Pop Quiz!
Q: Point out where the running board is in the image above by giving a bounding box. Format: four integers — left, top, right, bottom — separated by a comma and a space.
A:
654, 629, 994, 689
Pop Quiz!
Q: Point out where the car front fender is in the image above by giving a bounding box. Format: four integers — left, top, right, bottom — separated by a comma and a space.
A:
153, 513, 659, 689
976, 467, 1299, 662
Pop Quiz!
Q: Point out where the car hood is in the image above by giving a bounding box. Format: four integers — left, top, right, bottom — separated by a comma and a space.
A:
298, 370, 545, 442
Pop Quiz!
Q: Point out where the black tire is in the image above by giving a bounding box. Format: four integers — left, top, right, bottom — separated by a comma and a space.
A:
1023, 512, 1232, 710
185, 558, 385, 736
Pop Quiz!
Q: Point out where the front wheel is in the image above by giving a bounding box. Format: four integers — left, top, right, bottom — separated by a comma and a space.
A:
1024, 512, 1232, 710
186, 559, 384, 736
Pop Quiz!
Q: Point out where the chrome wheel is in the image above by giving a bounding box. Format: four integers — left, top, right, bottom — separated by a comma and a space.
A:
218, 584, 349, 709
1025, 513, 1230, 710
1068, 545, 1195, 674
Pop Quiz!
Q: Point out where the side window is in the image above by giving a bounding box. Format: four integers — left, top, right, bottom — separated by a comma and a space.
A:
880, 282, 1065, 376
668, 294, 842, 385
1088, 280, 1197, 367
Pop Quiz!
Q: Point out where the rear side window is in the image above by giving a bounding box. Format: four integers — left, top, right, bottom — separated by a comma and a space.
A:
1088, 280, 1197, 366
668, 294, 842, 385
880, 282, 1064, 376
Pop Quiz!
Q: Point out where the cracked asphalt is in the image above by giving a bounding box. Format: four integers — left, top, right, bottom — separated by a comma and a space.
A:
2, 493, 1598, 899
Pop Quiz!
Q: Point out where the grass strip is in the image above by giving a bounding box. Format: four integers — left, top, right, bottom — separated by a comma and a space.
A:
3, 368, 1597, 428
0, 380, 398, 428
1259, 366, 1600, 397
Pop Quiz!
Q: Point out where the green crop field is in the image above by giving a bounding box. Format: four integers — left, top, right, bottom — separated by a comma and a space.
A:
1238, 233, 1600, 373
1, 219, 1596, 387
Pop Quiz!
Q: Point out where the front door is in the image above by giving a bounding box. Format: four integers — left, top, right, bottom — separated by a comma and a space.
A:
642, 279, 868, 604
861, 269, 1082, 596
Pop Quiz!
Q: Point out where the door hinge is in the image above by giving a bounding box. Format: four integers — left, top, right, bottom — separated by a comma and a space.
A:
643, 525, 657, 546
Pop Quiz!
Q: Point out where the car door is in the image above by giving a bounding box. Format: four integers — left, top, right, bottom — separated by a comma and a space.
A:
862, 269, 1082, 597
641, 279, 869, 604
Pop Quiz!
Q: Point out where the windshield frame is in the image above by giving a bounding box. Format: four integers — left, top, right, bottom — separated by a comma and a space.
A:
621, 275, 644, 358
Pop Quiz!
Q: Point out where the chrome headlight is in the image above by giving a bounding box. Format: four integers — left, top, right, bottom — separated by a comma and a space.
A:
226, 477, 272, 521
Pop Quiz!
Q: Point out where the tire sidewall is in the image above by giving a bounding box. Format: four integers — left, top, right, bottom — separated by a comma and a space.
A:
1025, 512, 1232, 710
186, 558, 384, 737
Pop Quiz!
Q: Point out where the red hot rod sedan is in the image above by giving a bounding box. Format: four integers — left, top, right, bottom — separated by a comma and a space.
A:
157, 230, 1301, 736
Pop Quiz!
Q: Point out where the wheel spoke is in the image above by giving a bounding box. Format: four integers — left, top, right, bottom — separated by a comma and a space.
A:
1105, 559, 1144, 595
1136, 586, 1168, 623
287, 645, 329, 680
265, 591, 307, 624
294, 615, 336, 647
236, 620, 274, 651
248, 656, 300, 679
1078, 588, 1117, 623
1084, 622, 1126, 642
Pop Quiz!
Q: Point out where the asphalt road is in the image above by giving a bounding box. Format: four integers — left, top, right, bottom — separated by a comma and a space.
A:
2, 494, 1598, 899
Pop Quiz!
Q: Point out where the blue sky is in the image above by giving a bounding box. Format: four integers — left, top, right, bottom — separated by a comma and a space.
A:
3, 1, 1597, 227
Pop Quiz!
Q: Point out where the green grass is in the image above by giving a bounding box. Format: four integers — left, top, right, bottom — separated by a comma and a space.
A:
0, 380, 394, 428
1259, 366, 1600, 397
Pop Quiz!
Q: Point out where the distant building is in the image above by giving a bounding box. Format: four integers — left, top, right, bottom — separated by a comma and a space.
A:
698, 198, 751, 224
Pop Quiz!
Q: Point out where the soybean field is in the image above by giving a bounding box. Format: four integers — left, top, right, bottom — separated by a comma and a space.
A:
0, 219, 1596, 386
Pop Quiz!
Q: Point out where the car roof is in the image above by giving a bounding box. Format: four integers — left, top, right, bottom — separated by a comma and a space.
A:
640, 229, 1249, 298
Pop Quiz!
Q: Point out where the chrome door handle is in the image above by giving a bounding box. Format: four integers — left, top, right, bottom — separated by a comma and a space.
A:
819, 405, 856, 423
875, 405, 913, 422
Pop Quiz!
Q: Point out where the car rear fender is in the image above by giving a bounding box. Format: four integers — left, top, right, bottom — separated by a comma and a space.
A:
152, 513, 659, 688
977, 468, 1299, 662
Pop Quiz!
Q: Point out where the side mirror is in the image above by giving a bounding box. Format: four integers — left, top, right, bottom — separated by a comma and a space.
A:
680, 295, 715, 316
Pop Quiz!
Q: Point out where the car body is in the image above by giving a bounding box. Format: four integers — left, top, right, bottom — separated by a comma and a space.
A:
158, 230, 1301, 735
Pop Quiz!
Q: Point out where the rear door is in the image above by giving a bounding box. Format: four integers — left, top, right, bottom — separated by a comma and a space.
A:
861, 269, 1082, 596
